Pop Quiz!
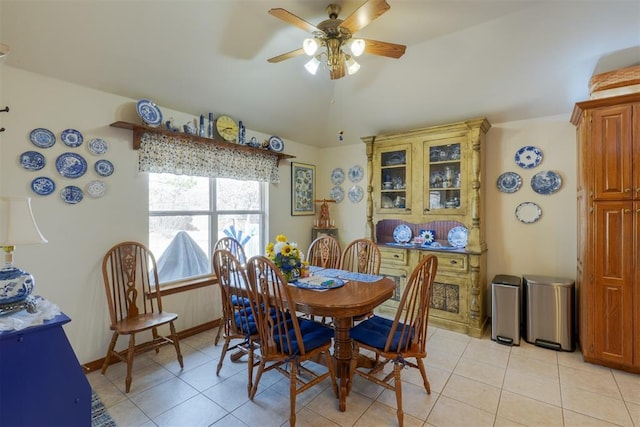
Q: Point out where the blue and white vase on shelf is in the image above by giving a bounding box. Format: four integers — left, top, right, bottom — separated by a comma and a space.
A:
238, 121, 246, 145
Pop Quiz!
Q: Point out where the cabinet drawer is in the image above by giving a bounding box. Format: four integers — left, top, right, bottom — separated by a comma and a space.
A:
379, 247, 408, 265
430, 252, 467, 273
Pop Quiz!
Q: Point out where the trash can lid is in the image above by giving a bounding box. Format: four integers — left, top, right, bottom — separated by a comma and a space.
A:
523, 274, 575, 287
492, 274, 521, 286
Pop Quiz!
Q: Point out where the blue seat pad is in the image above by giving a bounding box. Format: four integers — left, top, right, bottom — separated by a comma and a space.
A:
274, 318, 334, 355
233, 308, 257, 335
350, 315, 414, 352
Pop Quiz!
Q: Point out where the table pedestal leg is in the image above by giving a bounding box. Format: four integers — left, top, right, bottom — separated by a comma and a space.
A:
332, 317, 352, 412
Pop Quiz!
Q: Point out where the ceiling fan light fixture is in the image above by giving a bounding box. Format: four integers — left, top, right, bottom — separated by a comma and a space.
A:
302, 38, 319, 56
345, 56, 360, 75
305, 56, 321, 75
346, 38, 365, 57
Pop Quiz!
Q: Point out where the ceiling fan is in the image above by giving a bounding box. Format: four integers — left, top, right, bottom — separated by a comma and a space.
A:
267, 0, 406, 80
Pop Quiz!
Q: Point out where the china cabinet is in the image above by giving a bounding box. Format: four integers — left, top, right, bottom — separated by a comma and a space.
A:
362, 118, 490, 337
571, 92, 640, 373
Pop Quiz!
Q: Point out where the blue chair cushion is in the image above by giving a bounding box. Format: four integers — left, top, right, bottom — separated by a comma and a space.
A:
275, 318, 334, 355
230, 294, 251, 307
350, 315, 414, 352
234, 308, 257, 335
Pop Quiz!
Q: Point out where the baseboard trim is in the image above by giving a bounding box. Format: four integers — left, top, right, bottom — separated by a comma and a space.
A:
82, 320, 220, 374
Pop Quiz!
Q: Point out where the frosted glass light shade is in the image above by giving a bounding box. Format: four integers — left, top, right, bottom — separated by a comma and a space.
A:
305, 57, 321, 75
350, 39, 365, 57
346, 56, 360, 75
302, 38, 319, 56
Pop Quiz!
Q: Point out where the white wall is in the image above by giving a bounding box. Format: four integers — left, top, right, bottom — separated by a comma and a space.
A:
1, 65, 577, 365
1, 66, 319, 364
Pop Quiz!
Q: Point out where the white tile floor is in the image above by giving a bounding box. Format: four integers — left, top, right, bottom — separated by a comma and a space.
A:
87, 326, 640, 426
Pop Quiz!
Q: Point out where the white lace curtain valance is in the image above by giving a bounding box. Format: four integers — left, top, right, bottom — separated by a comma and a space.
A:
137, 132, 280, 183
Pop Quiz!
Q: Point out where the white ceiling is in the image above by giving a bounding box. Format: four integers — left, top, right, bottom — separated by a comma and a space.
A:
1, 0, 639, 147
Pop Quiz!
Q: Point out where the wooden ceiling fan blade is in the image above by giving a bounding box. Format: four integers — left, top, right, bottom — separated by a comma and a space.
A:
339, 0, 390, 34
267, 48, 305, 63
268, 8, 319, 34
362, 39, 406, 59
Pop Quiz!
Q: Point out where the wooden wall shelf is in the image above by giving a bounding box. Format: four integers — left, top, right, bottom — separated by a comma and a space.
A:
110, 121, 295, 162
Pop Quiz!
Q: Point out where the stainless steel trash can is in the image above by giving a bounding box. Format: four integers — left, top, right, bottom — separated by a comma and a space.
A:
523, 275, 575, 351
491, 275, 522, 346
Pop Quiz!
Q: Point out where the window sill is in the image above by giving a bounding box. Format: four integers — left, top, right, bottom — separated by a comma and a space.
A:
158, 275, 218, 297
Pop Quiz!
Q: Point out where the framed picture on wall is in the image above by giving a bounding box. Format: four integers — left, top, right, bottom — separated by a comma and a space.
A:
291, 162, 316, 216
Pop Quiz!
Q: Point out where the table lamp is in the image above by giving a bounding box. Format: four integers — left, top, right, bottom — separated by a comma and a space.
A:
0, 197, 48, 312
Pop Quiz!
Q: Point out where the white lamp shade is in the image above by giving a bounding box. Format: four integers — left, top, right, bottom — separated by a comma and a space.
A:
304, 57, 321, 75
349, 39, 365, 57
0, 197, 48, 245
346, 56, 361, 75
302, 38, 319, 56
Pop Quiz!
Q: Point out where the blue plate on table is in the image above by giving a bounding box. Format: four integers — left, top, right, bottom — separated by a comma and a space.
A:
31, 176, 56, 196
292, 277, 345, 290
56, 152, 87, 178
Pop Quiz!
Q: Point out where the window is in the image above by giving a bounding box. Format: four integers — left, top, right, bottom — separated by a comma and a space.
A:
149, 173, 266, 285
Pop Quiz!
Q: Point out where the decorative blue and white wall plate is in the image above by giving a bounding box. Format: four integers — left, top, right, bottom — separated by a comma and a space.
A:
514, 146, 543, 169
268, 136, 284, 152
31, 176, 56, 196
531, 170, 562, 195
447, 226, 468, 248
393, 224, 412, 243
348, 165, 364, 183
95, 159, 114, 177
136, 99, 163, 126
60, 129, 83, 147
60, 185, 83, 204
29, 128, 56, 148
348, 185, 363, 203
86, 180, 107, 198
87, 138, 109, 155
55, 152, 88, 178
496, 171, 522, 193
515, 202, 542, 224
330, 186, 344, 203
20, 151, 46, 170
331, 168, 345, 185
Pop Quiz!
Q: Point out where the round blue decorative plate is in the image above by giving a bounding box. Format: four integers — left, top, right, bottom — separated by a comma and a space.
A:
331, 168, 345, 185
268, 136, 284, 152
88, 138, 109, 155
348, 165, 364, 183
497, 171, 522, 193
20, 151, 46, 170
95, 159, 114, 177
393, 224, 412, 243
136, 99, 163, 126
29, 128, 56, 148
61, 128, 83, 147
348, 185, 363, 203
330, 186, 344, 203
31, 176, 56, 196
515, 146, 543, 169
531, 170, 562, 195
60, 185, 83, 204
56, 152, 88, 178
447, 226, 468, 248
515, 202, 542, 224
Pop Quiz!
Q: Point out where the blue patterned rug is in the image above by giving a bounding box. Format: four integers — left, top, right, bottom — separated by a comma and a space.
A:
92, 391, 116, 427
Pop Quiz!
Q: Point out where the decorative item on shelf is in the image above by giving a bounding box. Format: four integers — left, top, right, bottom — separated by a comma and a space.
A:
215, 114, 239, 142
268, 136, 284, 152
314, 199, 336, 228
0, 197, 48, 314
266, 234, 302, 282
183, 120, 196, 135
165, 118, 180, 132
238, 121, 246, 144
198, 115, 206, 137
208, 113, 214, 138
136, 99, 163, 127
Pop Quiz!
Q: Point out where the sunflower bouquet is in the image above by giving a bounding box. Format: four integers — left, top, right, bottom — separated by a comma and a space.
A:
266, 234, 302, 282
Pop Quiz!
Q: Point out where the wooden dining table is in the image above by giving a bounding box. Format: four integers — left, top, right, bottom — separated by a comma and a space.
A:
285, 275, 395, 411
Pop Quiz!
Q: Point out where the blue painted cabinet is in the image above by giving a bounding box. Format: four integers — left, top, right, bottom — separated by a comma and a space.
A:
0, 313, 91, 426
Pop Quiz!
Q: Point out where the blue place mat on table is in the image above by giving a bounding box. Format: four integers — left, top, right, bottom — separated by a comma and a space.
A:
337, 272, 383, 282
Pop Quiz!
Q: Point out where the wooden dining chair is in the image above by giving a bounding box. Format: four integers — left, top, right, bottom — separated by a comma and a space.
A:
245, 255, 338, 427
212, 249, 259, 397
213, 237, 248, 346
306, 235, 341, 268
101, 241, 184, 393
340, 238, 381, 275
348, 254, 438, 427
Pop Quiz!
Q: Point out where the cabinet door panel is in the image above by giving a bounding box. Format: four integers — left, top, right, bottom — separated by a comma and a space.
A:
592, 106, 633, 200
375, 144, 412, 214
592, 202, 634, 365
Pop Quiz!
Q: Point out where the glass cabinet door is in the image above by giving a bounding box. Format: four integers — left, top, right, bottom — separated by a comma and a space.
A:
425, 141, 464, 214
376, 145, 412, 214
